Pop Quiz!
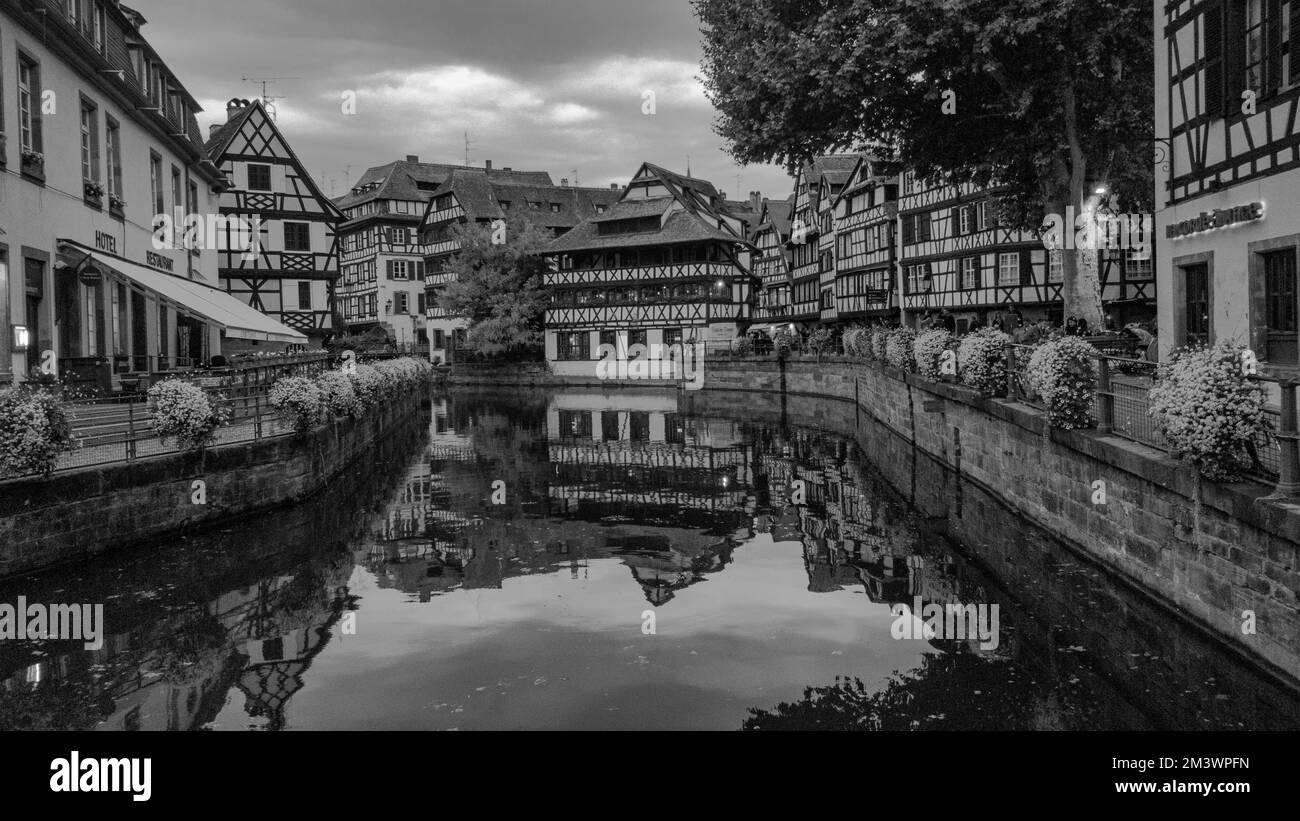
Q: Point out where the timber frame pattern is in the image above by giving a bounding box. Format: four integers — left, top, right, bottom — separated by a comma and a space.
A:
208, 99, 344, 338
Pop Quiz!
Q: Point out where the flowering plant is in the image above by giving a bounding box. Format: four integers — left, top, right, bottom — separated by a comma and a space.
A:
1148, 342, 1269, 481
957, 327, 1010, 396
347, 364, 385, 408
1026, 337, 1097, 429
1013, 321, 1058, 346
268, 377, 324, 436
0, 388, 75, 478
772, 328, 798, 356
885, 327, 917, 372
148, 380, 229, 452
317, 370, 361, 418
806, 327, 836, 359
842, 327, 870, 359
84, 180, 105, 198
913, 329, 956, 380
870, 326, 891, 361
21, 150, 44, 165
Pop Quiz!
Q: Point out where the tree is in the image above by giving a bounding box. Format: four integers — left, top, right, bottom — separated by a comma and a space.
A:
695, 0, 1154, 328
436, 212, 554, 357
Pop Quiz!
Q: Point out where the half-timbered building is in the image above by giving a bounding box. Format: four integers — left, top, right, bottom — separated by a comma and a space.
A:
1156, 0, 1300, 364
785, 156, 860, 328
206, 99, 343, 347
751, 195, 795, 325
831, 157, 900, 324
543, 162, 757, 378
418, 168, 620, 363
897, 172, 1055, 331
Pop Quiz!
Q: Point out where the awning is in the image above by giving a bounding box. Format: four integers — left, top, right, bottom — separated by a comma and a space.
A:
60, 241, 307, 345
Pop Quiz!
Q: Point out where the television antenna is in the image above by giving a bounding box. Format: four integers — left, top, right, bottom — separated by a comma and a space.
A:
464, 131, 475, 167
241, 76, 300, 119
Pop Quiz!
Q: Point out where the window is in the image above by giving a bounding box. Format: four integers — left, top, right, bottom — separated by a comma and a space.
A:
395, 292, 409, 314
962, 257, 980, 290
558, 410, 593, 438
187, 181, 198, 217
66, 0, 78, 27
1124, 248, 1153, 279
79, 99, 99, 182
284, 222, 311, 252
1264, 249, 1297, 363
997, 252, 1020, 285
958, 205, 972, 235
596, 205, 607, 214
976, 201, 990, 231
550, 203, 561, 213
1184, 263, 1211, 347
557, 331, 590, 361
105, 117, 122, 200
298, 282, 312, 310
390, 260, 409, 279
1049, 250, 1064, 282
247, 163, 271, 191
18, 54, 40, 154
171, 166, 182, 215
150, 152, 164, 215
528, 201, 541, 210
93, 3, 105, 52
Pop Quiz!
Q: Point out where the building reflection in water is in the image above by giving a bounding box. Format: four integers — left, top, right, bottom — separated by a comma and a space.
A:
4, 387, 1298, 730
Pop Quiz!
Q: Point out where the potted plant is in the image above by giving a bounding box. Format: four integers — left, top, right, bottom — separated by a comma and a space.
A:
109, 194, 126, 219
20, 149, 44, 182
84, 180, 104, 207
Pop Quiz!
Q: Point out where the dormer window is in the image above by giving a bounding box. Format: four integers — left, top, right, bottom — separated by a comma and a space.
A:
550, 203, 561, 213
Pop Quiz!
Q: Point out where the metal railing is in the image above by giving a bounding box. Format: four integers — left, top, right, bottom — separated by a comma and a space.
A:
1005, 343, 1290, 493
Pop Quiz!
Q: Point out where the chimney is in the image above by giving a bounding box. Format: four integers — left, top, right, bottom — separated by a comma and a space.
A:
209, 123, 222, 139
485, 160, 492, 170
750, 190, 762, 214
611, 183, 619, 189
503, 167, 512, 172
225, 98, 243, 122
561, 178, 569, 187
406, 155, 419, 164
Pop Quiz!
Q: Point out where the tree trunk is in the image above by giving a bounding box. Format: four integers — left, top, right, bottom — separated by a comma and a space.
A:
1058, 82, 1105, 331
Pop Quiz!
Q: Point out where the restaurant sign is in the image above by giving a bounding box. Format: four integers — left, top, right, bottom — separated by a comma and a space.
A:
1166, 202, 1264, 239
145, 251, 175, 273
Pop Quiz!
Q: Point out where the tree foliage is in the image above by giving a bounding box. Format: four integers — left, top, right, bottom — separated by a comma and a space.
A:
436, 212, 554, 356
695, 0, 1154, 325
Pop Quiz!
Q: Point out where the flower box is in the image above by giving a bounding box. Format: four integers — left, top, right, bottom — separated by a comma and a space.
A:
84, 180, 104, 208
20, 150, 44, 184
109, 196, 126, 220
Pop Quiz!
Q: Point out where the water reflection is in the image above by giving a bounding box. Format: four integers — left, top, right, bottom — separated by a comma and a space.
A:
2, 387, 1298, 730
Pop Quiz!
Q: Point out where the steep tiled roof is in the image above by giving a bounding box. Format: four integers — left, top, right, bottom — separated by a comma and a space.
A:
547, 210, 740, 253
336, 161, 553, 209
203, 104, 253, 156
426, 171, 621, 231
803, 155, 863, 183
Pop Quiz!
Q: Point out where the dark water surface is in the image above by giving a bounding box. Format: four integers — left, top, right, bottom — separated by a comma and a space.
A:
2, 387, 1298, 731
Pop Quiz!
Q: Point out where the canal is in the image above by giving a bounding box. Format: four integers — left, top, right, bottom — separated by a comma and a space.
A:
3, 386, 1299, 731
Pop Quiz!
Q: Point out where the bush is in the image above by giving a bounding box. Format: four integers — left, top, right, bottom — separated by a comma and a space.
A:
913, 329, 956, 380
870, 327, 891, 361
148, 380, 230, 452
1149, 342, 1269, 481
806, 327, 835, 358
348, 364, 386, 409
957, 327, 1011, 396
772, 328, 797, 356
0, 388, 75, 478
733, 335, 756, 357
1014, 321, 1058, 346
1026, 337, 1097, 429
268, 377, 324, 436
885, 327, 917, 372
317, 370, 361, 418
842, 327, 870, 359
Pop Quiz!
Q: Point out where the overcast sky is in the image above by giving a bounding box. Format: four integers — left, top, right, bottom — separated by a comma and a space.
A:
132, 0, 791, 202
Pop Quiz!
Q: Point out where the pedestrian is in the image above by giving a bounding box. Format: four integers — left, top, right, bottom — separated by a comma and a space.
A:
1065, 316, 1079, 336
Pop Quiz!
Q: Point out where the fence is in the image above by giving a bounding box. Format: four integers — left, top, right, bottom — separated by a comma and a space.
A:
54, 393, 298, 473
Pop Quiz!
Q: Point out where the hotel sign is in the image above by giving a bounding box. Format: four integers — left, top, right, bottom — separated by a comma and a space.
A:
1166, 202, 1264, 239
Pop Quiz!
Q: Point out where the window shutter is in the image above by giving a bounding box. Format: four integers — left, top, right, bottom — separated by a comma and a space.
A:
951, 207, 962, 238
1266, 0, 1284, 96
902, 216, 915, 245
1019, 249, 1033, 286
1205, 1, 1225, 118
1224, 1, 1246, 113
416, 261, 425, 280
1292, 0, 1300, 84
386, 260, 395, 280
